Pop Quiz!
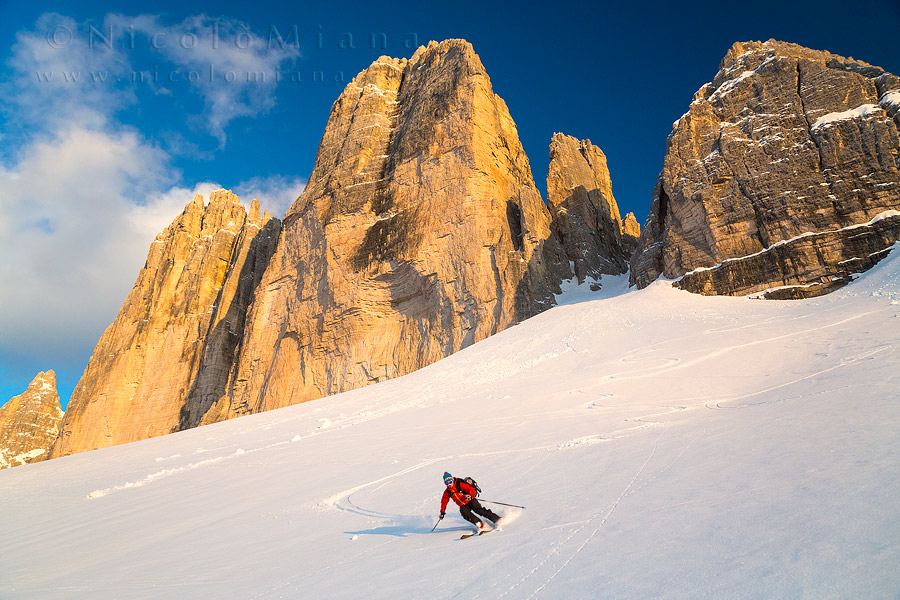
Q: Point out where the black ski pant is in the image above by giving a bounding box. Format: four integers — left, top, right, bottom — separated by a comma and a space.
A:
459, 499, 500, 526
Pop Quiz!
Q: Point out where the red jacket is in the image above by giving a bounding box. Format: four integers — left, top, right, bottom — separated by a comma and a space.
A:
441, 479, 477, 512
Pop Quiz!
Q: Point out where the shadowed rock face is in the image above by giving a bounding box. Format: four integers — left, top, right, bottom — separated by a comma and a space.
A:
202, 40, 572, 421
50, 191, 280, 457
0, 371, 63, 468
546, 133, 638, 285
630, 39, 900, 297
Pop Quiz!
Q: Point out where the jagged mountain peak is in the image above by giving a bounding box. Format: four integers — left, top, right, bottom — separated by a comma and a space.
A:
215, 38, 571, 420
546, 133, 632, 284
0, 371, 63, 469
50, 189, 282, 457
719, 39, 883, 75
26, 370, 57, 393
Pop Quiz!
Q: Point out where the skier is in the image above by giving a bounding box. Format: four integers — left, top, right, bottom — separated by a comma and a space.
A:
439, 472, 501, 533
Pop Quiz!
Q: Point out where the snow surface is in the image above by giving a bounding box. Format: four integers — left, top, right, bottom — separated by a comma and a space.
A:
811, 104, 882, 131
879, 90, 900, 109
708, 70, 756, 101
2, 254, 900, 599
0, 447, 47, 469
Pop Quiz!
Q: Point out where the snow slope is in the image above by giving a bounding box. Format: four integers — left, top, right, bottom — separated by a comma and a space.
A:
2, 251, 899, 599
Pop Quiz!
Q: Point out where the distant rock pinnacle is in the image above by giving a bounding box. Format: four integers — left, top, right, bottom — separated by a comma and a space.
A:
0, 371, 63, 468
546, 133, 637, 284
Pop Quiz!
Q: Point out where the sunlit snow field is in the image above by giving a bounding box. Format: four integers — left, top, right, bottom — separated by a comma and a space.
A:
2, 251, 899, 599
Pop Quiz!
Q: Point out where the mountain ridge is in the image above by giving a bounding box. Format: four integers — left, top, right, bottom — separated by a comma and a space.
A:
5, 37, 898, 464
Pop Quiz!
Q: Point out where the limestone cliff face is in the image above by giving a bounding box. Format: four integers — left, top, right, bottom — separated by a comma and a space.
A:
200, 40, 571, 421
622, 212, 640, 239
630, 40, 900, 297
50, 191, 280, 457
622, 212, 641, 256
0, 371, 63, 468
546, 133, 636, 284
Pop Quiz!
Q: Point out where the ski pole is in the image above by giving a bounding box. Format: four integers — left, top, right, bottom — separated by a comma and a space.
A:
479, 499, 526, 509
430, 518, 441, 532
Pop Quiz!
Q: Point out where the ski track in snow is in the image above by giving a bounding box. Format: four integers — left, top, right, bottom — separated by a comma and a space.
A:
246, 536, 403, 600
87, 399, 692, 502
86, 392, 472, 499
578, 310, 875, 392
705, 344, 894, 410
317, 457, 447, 512
495, 430, 666, 600
87, 390, 693, 501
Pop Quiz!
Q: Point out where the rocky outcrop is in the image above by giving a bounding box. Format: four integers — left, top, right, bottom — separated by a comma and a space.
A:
199, 40, 571, 422
630, 40, 900, 297
50, 191, 280, 457
622, 212, 641, 256
546, 134, 635, 284
0, 371, 63, 468
622, 212, 640, 239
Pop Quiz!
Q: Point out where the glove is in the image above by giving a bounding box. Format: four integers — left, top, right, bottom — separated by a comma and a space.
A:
464, 494, 472, 501
439, 512, 445, 519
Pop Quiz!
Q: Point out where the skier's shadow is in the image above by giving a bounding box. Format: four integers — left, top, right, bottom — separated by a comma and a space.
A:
346, 523, 471, 537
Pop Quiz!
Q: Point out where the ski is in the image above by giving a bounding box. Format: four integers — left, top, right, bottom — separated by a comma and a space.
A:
460, 530, 493, 540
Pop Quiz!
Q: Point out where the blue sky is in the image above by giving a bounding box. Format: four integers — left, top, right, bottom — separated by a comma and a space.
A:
1, 0, 899, 409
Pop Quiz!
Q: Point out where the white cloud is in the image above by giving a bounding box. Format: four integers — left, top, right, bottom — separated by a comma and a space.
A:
0, 11, 303, 385
4, 13, 134, 134
0, 126, 222, 361
5, 12, 300, 146
128, 181, 223, 237
104, 13, 300, 143
234, 174, 307, 219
